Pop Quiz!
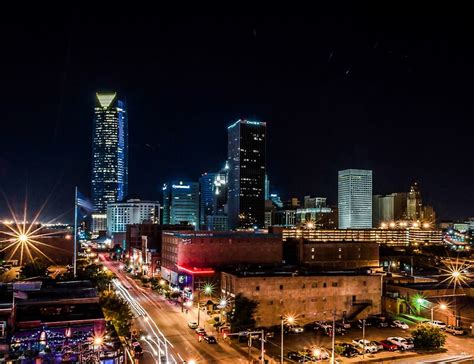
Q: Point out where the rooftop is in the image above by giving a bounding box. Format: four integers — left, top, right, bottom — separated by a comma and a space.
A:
16, 302, 104, 325
223, 266, 380, 278
163, 231, 281, 239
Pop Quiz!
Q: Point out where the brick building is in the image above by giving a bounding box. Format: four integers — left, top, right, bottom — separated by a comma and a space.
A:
161, 231, 282, 290
221, 269, 382, 327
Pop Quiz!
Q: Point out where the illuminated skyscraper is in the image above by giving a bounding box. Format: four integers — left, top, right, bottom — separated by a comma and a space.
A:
406, 182, 423, 220
227, 119, 266, 229
162, 181, 199, 228
338, 169, 372, 229
92, 92, 128, 214
199, 173, 217, 229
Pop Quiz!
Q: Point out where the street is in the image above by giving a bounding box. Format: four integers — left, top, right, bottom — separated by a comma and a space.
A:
101, 255, 249, 363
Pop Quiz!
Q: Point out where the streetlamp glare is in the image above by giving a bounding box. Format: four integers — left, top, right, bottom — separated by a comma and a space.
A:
286, 316, 295, 324
452, 271, 461, 278
440, 304, 447, 310
18, 234, 28, 243
94, 337, 103, 346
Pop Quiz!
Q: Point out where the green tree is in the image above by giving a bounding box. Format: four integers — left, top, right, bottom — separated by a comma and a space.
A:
412, 323, 446, 350
229, 294, 258, 332
20, 258, 50, 279
100, 290, 133, 336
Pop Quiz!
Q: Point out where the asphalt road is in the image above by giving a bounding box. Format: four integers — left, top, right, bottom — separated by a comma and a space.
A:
101, 256, 249, 363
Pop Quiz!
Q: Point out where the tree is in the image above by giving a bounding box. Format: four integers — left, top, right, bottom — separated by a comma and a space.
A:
20, 258, 50, 279
100, 290, 133, 336
412, 323, 446, 350
229, 294, 258, 332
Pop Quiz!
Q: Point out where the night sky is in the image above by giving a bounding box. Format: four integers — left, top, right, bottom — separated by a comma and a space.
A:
1, 7, 474, 222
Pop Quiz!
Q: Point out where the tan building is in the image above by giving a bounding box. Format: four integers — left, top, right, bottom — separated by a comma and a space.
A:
278, 227, 443, 247
221, 270, 382, 327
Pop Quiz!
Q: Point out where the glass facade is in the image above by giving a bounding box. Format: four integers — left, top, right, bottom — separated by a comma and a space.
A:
162, 181, 199, 228
338, 169, 372, 229
227, 119, 266, 229
199, 173, 216, 229
107, 199, 159, 234
91, 92, 128, 213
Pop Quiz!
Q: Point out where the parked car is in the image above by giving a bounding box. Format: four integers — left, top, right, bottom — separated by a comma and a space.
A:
287, 351, 306, 362
445, 325, 465, 335
428, 320, 447, 330
379, 339, 398, 351
387, 337, 414, 351
352, 339, 379, 353
188, 321, 198, 329
390, 320, 409, 330
367, 316, 388, 328
336, 320, 352, 329
195, 328, 206, 336
286, 325, 305, 334
203, 335, 217, 344
337, 343, 360, 357
305, 347, 330, 361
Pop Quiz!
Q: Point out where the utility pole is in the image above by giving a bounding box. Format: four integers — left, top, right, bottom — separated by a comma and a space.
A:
331, 310, 336, 364
362, 319, 366, 359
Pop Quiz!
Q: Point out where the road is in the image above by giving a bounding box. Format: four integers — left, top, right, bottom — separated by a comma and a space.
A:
100, 256, 249, 363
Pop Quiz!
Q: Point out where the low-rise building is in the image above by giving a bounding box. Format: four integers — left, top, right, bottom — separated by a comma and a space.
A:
221, 269, 382, 327
107, 199, 159, 235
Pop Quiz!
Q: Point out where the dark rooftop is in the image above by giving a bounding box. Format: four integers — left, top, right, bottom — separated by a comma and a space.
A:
224, 266, 380, 278
16, 303, 104, 324
164, 231, 281, 239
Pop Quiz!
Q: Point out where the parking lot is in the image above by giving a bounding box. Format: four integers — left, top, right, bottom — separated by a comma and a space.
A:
235, 323, 474, 362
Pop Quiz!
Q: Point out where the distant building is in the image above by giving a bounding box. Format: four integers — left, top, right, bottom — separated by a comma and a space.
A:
273, 210, 297, 227
227, 119, 266, 229
264, 174, 270, 200
338, 169, 372, 229
373, 193, 407, 227
406, 183, 423, 220
106, 199, 159, 234
199, 173, 216, 229
92, 92, 128, 214
303, 196, 327, 208
199, 167, 228, 230
206, 215, 228, 231
269, 193, 283, 209
91, 213, 107, 234
221, 269, 382, 327
162, 181, 199, 228
284, 197, 301, 210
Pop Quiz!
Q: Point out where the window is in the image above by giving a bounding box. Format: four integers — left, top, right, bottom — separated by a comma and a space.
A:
256, 286, 260, 291
311, 255, 315, 260
280, 285, 283, 290
302, 284, 306, 289
332, 282, 338, 287
311, 248, 315, 252
311, 282, 317, 288
338, 248, 342, 252
323, 283, 327, 288
322, 297, 326, 301
338, 254, 342, 259
363, 281, 367, 286
268, 300, 273, 305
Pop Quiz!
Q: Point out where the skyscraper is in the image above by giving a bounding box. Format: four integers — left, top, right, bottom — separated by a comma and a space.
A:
162, 181, 199, 228
338, 169, 372, 229
92, 92, 128, 214
406, 182, 423, 220
227, 119, 266, 229
199, 173, 216, 229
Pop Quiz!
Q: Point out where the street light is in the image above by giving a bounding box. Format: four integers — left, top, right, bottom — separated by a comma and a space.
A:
280, 315, 295, 364
431, 303, 447, 322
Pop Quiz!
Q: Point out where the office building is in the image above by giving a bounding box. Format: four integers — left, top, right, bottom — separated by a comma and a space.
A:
273, 210, 297, 227
304, 196, 327, 208
91, 92, 128, 213
91, 213, 107, 234
199, 168, 228, 230
227, 119, 266, 229
264, 174, 270, 200
221, 269, 382, 328
199, 173, 216, 229
406, 183, 423, 220
269, 193, 283, 209
338, 169, 372, 229
106, 199, 159, 234
206, 215, 228, 231
162, 181, 199, 227
372, 193, 407, 227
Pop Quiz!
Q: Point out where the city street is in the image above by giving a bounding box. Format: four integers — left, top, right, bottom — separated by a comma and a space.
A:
100, 255, 249, 363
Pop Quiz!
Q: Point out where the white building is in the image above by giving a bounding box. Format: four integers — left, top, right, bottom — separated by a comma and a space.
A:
107, 199, 159, 234
338, 169, 372, 229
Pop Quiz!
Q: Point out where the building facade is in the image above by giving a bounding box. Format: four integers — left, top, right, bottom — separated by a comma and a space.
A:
92, 92, 128, 213
221, 270, 382, 327
227, 119, 266, 229
199, 173, 216, 229
162, 181, 199, 228
338, 169, 372, 229
373, 193, 408, 227
106, 199, 159, 234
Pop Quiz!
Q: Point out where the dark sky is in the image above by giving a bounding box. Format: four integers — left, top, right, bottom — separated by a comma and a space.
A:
1, 6, 474, 222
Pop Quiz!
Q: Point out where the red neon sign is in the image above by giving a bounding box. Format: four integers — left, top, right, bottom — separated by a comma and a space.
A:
176, 265, 215, 275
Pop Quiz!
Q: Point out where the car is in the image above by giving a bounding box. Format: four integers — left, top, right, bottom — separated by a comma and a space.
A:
387, 337, 414, 351
304, 347, 330, 361
133, 344, 143, 357
445, 325, 465, 335
203, 335, 217, 344
337, 343, 360, 357
314, 321, 345, 336
428, 320, 447, 330
367, 316, 389, 328
379, 339, 398, 351
352, 339, 379, 353
390, 320, 409, 330
265, 331, 275, 338
195, 327, 206, 336
287, 325, 304, 334
287, 351, 306, 362
356, 319, 372, 329
188, 321, 198, 329
336, 320, 352, 329
370, 341, 384, 352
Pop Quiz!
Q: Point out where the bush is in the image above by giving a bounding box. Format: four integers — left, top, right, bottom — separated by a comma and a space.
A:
100, 290, 133, 337
412, 323, 446, 350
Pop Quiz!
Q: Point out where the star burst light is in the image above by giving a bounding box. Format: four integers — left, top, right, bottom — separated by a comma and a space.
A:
0, 190, 70, 266
438, 257, 471, 288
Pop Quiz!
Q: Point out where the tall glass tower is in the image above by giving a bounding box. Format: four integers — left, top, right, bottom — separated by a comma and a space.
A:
92, 92, 128, 213
227, 119, 266, 229
162, 181, 199, 228
338, 169, 372, 229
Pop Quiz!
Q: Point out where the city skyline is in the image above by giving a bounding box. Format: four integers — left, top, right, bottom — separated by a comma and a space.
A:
1, 11, 474, 221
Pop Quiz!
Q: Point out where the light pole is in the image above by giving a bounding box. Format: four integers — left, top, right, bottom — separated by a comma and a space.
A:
280, 315, 295, 364
452, 270, 460, 326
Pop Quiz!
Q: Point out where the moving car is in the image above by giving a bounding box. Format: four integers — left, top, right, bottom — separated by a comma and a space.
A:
445, 325, 465, 335
195, 328, 206, 336
287, 325, 304, 334
390, 320, 409, 330
203, 335, 217, 344
428, 320, 447, 330
387, 336, 414, 351
188, 321, 198, 329
379, 340, 398, 351
352, 339, 379, 353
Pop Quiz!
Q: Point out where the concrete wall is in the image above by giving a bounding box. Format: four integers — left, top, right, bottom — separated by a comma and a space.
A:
222, 273, 382, 327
